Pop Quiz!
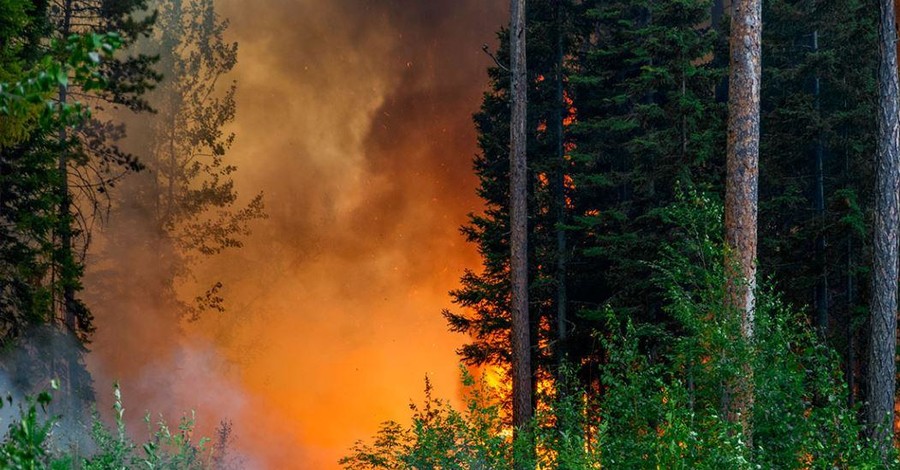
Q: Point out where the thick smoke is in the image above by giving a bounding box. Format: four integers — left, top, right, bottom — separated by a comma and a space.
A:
83, 0, 505, 467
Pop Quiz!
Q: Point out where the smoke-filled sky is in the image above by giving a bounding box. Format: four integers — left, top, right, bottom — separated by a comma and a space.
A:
84, 0, 506, 467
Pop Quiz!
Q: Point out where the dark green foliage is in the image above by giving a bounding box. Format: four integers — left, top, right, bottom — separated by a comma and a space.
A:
350, 193, 888, 468
446, 0, 886, 454
48, 0, 160, 112
568, 0, 725, 331
446, 0, 727, 413
444, 0, 581, 374
644, 192, 884, 468
0, 0, 152, 441
753, 0, 877, 408
0, 0, 159, 355
0, 23, 122, 341
43, 0, 161, 344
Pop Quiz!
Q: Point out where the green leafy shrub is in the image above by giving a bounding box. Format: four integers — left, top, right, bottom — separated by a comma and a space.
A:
0, 384, 64, 469
0, 383, 234, 469
340, 368, 509, 469
594, 189, 889, 469
343, 189, 891, 469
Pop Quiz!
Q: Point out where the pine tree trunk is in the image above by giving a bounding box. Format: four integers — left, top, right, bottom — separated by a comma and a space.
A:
58, 87, 75, 331
812, 30, 828, 335
847, 235, 856, 408
509, 0, 532, 462
724, 0, 761, 446
867, 0, 900, 455
553, 0, 568, 367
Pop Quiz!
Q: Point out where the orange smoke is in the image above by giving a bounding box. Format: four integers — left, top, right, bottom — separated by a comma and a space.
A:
83, 0, 507, 468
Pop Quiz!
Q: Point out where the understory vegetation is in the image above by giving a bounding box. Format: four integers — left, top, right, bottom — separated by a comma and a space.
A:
342, 194, 892, 469
0, 384, 236, 470
2, 0, 900, 467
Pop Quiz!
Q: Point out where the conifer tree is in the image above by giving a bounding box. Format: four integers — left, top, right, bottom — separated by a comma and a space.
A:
569, 0, 725, 331
47, 0, 159, 339
757, 0, 876, 406
0, 0, 55, 340
0, 0, 137, 431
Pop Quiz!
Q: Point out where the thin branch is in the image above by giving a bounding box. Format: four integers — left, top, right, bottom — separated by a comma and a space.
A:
482, 44, 509, 72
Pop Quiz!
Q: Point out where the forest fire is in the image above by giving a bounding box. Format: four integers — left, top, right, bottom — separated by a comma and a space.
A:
1, 0, 898, 468
78, 0, 507, 468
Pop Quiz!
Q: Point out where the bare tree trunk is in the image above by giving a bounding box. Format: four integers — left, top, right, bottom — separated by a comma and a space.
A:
812, 30, 828, 336
724, 0, 761, 447
58, 0, 76, 332
553, 0, 568, 367
509, 0, 532, 463
58, 88, 76, 332
847, 236, 856, 409
867, 0, 900, 456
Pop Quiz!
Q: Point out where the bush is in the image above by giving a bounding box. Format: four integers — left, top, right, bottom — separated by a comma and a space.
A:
0, 383, 235, 469
342, 190, 892, 469
340, 369, 509, 469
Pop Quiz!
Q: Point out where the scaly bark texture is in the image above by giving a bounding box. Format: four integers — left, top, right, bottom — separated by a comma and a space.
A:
509, 0, 533, 453
724, 0, 761, 443
867, 0, 900, 456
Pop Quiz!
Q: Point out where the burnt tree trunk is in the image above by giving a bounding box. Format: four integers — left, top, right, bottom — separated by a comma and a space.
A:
509, 0, 533, 462
724, 0, 761, 446
867, 0, 900, 456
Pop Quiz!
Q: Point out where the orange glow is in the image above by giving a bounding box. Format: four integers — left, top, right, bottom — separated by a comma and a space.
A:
563, 90, 577, 127
895, 398, 900, 434
480, 364, 513, 439
798, 452, 813, 469
537, 172, 550, 188
82, 1, 509, 468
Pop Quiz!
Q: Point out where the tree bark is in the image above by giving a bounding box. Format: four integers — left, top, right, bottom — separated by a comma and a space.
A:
509, 0, 532, 461
553, 0, 568, 367
847, 236, 856, 409
812, 30, 828, 336
867, 0, 900, 456
724, 0, 761, 445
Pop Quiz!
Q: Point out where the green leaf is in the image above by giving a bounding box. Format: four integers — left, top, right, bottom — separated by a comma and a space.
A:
55, 69, 68, 87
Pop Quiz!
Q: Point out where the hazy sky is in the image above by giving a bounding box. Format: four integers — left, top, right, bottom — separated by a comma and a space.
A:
85, 1, 507, 467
